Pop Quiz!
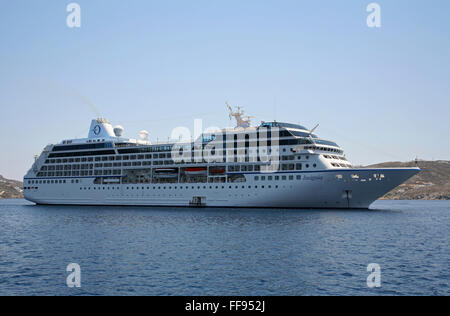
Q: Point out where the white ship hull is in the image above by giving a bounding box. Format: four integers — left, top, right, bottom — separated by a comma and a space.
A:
24, 168, 420, 209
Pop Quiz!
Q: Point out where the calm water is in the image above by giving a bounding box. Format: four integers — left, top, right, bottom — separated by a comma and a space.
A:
0, 199, 449, 296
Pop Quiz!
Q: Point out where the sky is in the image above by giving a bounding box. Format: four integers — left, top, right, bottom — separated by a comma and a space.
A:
1, 0, 449, 180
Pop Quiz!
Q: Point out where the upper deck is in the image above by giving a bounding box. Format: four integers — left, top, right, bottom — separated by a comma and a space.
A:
24, 117, 352, 185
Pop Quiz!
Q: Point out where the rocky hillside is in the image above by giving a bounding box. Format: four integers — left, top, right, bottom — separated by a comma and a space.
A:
365, 160, 450, 200
0, 175, 23, 199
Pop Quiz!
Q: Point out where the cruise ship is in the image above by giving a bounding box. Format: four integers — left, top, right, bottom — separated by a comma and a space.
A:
23, 107, 420, 208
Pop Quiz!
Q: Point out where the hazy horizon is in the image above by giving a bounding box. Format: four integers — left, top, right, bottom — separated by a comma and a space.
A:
1, 0, 449, 180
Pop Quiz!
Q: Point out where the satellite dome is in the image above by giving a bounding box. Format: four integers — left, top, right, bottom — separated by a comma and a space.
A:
139, 130, 149, 141
114, 125, 124, 137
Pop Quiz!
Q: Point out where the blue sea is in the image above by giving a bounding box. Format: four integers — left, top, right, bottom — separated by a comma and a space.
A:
0, 199, 449, 296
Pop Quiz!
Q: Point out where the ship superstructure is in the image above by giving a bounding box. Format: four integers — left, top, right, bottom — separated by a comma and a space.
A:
23, 108, 420, 208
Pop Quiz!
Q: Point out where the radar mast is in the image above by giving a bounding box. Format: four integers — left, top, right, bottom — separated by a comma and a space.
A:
226, 102, 252, 128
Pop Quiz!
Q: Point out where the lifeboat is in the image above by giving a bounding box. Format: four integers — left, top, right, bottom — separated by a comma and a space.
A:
103, 178, 120, 183
210, 168, 226, 175
184, 167, 207, 176
154, 168, 178, 178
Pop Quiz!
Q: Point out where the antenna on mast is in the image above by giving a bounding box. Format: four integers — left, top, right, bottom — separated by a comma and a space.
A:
308, 124, 319, 144
226, 102, 252, 128
309, 124, 319, 135
226, 102, 233, 121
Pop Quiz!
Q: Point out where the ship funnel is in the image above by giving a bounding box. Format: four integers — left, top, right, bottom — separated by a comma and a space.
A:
88, 118, 116, 139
